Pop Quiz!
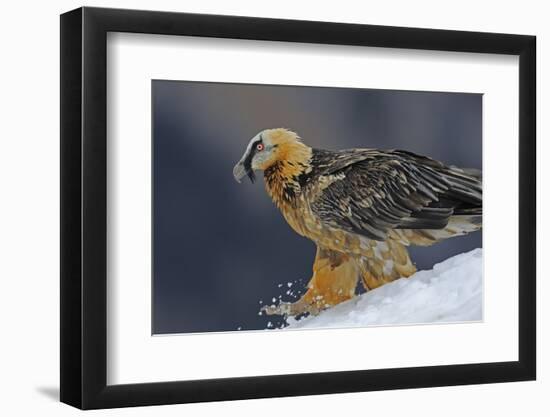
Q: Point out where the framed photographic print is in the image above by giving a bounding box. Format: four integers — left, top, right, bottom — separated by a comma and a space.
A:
60, 6, 536, 409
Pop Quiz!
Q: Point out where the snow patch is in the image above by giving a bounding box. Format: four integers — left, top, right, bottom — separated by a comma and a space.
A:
285, 248, 482, 330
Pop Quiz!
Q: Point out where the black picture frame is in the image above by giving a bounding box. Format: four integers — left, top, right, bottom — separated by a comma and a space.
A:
60, 6, 536, 410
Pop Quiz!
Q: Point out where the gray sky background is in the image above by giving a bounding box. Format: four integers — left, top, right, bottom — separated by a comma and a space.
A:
152, 80, 482, 334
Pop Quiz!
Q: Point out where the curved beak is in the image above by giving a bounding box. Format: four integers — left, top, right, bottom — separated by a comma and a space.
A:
233, 161, 247, 183
233, 158, 256, 184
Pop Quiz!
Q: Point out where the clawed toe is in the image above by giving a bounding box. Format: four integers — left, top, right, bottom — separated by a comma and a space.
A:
260, 299, 323, 317
261, 303, 288, 316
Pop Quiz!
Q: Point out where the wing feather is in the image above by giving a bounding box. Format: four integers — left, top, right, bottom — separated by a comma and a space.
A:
309, 149, 482, 241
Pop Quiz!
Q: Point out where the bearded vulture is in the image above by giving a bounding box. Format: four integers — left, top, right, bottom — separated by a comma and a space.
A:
233, 128, 482, 316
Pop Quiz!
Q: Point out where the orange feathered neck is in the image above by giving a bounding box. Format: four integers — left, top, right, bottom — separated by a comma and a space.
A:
262, 129, 312, 208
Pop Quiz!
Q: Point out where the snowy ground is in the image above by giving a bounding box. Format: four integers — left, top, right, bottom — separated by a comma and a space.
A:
285, 248, 483, 330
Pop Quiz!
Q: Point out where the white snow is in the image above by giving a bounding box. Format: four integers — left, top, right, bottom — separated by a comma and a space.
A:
285, 248, 482, 330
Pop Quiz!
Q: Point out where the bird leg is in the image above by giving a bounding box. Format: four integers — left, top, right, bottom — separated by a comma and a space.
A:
262, 246, 360, 316
358, 240, 416, 290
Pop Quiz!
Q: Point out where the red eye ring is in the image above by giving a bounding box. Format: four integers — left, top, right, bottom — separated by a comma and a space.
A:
256, 143, 264, 151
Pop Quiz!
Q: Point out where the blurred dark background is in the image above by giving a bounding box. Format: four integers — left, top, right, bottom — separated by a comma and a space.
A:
152, 80, 482, 334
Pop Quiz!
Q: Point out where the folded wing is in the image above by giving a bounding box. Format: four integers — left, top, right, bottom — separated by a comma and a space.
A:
310, 149, 482, 242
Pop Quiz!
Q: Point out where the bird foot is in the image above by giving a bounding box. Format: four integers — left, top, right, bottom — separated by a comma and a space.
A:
261, 298, 324, 317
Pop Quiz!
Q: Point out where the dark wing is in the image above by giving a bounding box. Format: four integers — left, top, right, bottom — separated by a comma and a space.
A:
309, 149, 482, 241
